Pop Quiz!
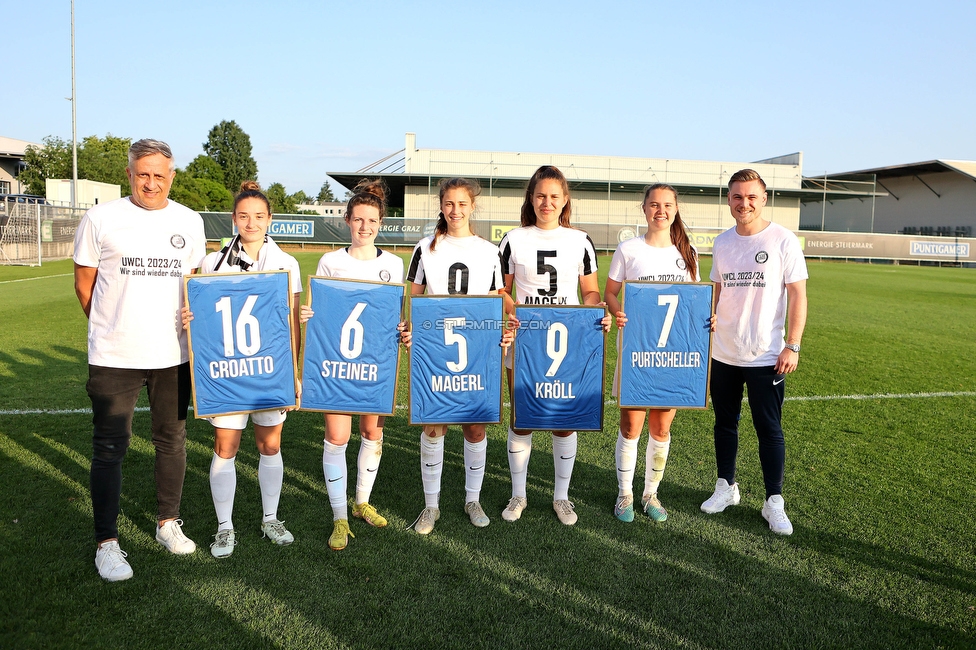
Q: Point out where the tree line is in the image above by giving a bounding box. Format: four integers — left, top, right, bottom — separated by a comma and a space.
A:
19, 120, 339, 213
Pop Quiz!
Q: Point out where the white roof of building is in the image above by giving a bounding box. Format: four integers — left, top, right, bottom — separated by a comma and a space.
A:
403, 141, 804, 190
830, 160, 976, 182
941, 160, 976, 180
0, 136, 41, 158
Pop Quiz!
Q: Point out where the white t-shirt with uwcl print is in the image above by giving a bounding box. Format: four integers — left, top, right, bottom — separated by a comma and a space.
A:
709, 222, 808, 367
608, 238, 699, 283
73, 197, 207, 369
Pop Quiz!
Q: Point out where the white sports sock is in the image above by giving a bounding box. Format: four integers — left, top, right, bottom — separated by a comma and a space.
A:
464, 437, 488, 504
615, 431, 638, 497
644, 435, 672, 497
552, 433, 577, 502
322, 440, 348, 520
507, 428, 533, 499
210, 454, 237, 531
356, 437, 383, 505
420, 432, 443, 509
258, 451, 284, 523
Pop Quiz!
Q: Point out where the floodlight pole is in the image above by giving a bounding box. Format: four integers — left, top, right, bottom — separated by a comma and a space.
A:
70, 0, 78, 209
821, 173, 827, 231
488, 163, 494, 220
870, 175, 877, 233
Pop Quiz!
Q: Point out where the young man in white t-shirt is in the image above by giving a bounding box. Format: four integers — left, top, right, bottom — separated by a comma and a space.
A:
73, 139, 207, 581
701, 169, 808, 535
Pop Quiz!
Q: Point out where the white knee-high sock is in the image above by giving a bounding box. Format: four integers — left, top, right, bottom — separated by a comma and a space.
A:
322, 441, 348, 520
644, 436, 672, 497
464, 438, 488, 504
210, 454, 237, 531
356, 437, 383, 505
552, 433, 578, 502
507, 428, 533, 499
615, 431, 638, 497
420, 432, 444, 508
258, 451, 284, 523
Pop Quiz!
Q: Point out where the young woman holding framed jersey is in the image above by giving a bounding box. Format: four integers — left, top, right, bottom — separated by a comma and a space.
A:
184, 181, 302, 558
604, 183, 700, 523
300, 180, 404, 551
402, 177, 512, 534
497, 165, 610, 526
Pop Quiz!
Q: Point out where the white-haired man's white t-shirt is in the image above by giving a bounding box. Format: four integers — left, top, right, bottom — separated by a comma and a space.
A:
73, 197, 207, 369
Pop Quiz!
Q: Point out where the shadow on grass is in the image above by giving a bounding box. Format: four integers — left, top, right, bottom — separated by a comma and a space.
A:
0, 410, 973, 649
664, 475, 976, 596
0, 345, 89, 409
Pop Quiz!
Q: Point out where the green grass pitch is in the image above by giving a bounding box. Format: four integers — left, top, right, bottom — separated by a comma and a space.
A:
1, 254, 974, 649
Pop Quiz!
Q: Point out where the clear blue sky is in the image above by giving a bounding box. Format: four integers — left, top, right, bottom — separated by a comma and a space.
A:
6, 1, 974, 195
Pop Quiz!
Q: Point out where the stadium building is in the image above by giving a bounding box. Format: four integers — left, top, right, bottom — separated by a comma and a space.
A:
799, 161, 976, 237
329, 133, 881, 249
0, 136, 38, 196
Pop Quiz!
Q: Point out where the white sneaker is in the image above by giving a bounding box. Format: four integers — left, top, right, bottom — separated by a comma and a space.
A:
413, 507, 440, 535
261, 519, 295, 546
701, 479, 741, 514
553, 500, 578, 526
762, 495, 794, 535
501, 496, 527, 522
156, 519, 197, 554
95, 540, 133, 582
465, 501, 490, 528
210, 529, 236, 558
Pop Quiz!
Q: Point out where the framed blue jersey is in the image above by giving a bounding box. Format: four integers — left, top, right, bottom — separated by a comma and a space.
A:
617, 281, 714, 409
301, 277, 405, 415
409, 295, 504, 425
512, 305, 606, 431
186, 271, 297, 418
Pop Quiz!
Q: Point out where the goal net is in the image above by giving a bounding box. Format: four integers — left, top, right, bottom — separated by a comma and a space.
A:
0, 202, 84, 266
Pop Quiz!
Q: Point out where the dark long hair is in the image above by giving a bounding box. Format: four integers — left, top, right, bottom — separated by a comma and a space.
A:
429, 177, 481, 252
643, 183, 698, 280
520, 165, 572, 228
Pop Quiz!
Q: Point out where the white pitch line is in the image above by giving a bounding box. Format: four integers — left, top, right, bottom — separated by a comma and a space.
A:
0, 407, 151, 415
2, 391, 974, 416
783, 390, 976, 402
0, 273, 72, 284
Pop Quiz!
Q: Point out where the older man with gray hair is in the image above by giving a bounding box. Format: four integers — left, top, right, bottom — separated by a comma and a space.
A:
73, 138, 207, 581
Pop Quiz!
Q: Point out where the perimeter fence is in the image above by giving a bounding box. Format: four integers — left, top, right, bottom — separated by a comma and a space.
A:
201, 212, 976, 266
3, 204, 972, 267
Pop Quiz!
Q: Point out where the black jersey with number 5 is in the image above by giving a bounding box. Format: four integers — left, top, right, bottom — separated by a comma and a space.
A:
498, 226, 597, 305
